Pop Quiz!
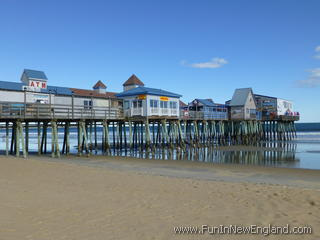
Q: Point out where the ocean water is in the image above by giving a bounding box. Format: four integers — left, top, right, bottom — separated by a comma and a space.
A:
0, 123, 320, 170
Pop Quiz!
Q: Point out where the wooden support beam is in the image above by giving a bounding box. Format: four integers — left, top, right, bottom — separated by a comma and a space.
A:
5, 121, 9, 156
37, 122, 41, 155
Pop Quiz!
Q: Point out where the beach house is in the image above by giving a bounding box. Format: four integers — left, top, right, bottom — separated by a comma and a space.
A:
187, 98, 228, 120
254, 94, 295, 120
116, 75, 182, 118
0, 69, 120, 118
228, 88, 257, 120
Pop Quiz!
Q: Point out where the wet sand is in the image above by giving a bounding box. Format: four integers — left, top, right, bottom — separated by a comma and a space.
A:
0, 155, 319, 240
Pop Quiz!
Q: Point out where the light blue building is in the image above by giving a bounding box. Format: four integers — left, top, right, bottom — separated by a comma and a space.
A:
188, 99, 228, 120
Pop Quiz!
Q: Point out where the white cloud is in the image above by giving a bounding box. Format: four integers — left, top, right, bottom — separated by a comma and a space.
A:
182, 58, 228, 69
296, 68, 320, 88
314, 46, 320, 59
310, 68, 320, 78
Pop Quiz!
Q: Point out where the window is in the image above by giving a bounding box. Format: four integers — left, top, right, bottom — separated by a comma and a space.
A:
133, 100, 142, 108
150, 99, 158, 108
169, 101, 177, 109
124, 100, 130, 110
160, 101, 168, 108
84, 100, 92, 109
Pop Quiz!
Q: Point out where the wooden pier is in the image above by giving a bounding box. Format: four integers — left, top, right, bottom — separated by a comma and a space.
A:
0, 102, 299, 158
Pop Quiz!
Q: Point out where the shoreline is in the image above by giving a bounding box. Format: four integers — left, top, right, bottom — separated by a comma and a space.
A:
2, 154, 320, 189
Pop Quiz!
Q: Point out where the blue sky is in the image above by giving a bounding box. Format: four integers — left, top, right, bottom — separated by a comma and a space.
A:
0, 0, 319, 122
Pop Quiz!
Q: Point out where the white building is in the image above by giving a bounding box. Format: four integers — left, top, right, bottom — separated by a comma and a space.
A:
116, 75, 182, 118
277, 98, 293, 116
0, 69, 120, 119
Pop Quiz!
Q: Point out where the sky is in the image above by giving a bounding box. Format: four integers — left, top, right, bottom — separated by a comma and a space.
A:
0, 0, 319, 122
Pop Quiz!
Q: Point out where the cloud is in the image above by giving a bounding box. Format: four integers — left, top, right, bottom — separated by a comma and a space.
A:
296, 68, 320, 88
314, 45, 320, 59
182, 58, 228, 69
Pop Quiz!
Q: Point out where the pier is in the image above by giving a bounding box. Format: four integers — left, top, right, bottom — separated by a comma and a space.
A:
0, 69, 300, 157
0, 101, 298, 158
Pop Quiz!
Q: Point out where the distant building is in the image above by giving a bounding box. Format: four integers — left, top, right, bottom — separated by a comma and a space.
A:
0, 69, 298, 121
0, 69, 119, 113
276, 98, 293, 116
254, 94, 276, 120
188, 98, 228, 120
229, 88, 257, 120
179, 100, 188, 110
116, 75, 181, 118
254, 94, 294, 120
0, 69, 71, 105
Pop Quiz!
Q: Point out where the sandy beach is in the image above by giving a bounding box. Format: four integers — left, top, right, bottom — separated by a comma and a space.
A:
0, 155, 319, 240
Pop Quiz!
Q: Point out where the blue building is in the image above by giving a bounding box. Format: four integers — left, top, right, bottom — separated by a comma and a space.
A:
188, 99, 228, 120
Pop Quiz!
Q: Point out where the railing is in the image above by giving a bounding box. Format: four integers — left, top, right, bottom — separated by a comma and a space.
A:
262, 115, 300, 121
0, 101, 299, 121
161, 108, 169, 115
150, 108, 159, 115
0, 102, 123, 120
180, 110, 228, 120
131, 108, 143, 116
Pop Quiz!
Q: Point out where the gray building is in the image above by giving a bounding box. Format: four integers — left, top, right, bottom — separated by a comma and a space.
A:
229, 88, 257, 120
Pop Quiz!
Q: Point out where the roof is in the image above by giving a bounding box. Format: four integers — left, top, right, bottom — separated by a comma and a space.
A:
230, 88, 253, 106
23, 69, 48, 80
0, 80, 72, 95
116, 86, 182, 98
254, 94, 277, 100
123, 74, 144, 86
93, 80, 106, 89
179, 100, 188, 108
70, 88, 117, 99
193, 98, 216, 107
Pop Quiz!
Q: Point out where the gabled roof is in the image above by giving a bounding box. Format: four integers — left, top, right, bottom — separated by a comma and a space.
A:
93, 80, 106, 89
193, 98, 216, 107
230, 88, 254, 106
123, 74, 144, 86
70, 88, 117, 99
23, 69, 48, 80
254, 94, 277, 100
0, 80, 72, 95
179, 100, 188, 108
116, 86, 181, 98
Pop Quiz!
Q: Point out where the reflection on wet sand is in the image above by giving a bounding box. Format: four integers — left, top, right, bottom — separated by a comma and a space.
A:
108, 141, 299, 168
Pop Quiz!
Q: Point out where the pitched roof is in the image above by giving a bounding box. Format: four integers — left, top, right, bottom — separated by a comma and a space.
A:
23, 69, 48, 80
93, 80, 106, 89
0, 80, 72, 95
254, 94, 277, 100
70, 88, 117, 99
116, 86, 181, 98
194, 98, 215, 107
123, 74, 144, 86
179, 100, 187, 108
230, 88, 253, 106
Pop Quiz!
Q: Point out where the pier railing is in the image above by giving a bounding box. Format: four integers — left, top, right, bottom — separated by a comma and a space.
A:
180, 110, 228, 120
0, 102, 123, 120
262, 115, 300, 121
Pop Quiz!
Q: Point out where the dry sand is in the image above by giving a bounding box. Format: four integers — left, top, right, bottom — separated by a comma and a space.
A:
0, 155, 319, 240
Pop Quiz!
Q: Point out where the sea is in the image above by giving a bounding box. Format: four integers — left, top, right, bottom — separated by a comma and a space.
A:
0, 122, 320, 170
